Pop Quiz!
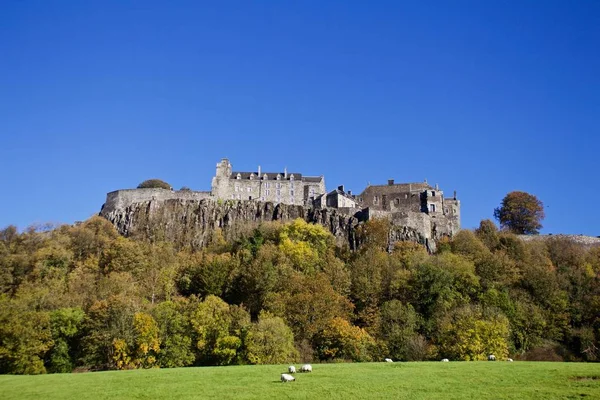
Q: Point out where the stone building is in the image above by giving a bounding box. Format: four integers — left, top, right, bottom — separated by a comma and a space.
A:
314, 185, 357, 209
101, 158, 461, 252
356, 179, 461, 232
211, 158, 326, 206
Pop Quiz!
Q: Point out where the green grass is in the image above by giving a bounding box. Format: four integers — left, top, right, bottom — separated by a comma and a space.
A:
1, 362, 599, 399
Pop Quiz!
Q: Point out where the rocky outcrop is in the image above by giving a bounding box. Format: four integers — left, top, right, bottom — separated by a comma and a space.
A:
100, 197, 445, 252
518, 234, 600, 247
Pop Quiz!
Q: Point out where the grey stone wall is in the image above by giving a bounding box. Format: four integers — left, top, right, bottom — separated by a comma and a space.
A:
211, 158, 326, 206
102, 188, 212, 214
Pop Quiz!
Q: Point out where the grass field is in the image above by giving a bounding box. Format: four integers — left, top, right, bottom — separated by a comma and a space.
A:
1, 362, 599, 399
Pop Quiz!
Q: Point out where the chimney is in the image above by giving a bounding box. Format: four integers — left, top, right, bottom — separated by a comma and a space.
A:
347, 190, 352, 196
388, 179, 394, 186
338, 185, 344, 192
258, 165, 261, 177
435, 183, 439, 190
453, 190, 457, 200
284, 167, 287, 179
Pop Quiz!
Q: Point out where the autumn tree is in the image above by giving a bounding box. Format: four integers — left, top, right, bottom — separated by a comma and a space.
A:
137, 179, 171, 190
245, 312, 298, 364
313, 317, 376, 362
494, 191, 545, 234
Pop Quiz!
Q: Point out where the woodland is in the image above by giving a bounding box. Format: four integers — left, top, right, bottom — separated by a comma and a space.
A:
0, 215, 599, 374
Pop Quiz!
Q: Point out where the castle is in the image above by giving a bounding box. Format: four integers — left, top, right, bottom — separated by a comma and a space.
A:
101, 158, 461, 249
209, 158, 460, 229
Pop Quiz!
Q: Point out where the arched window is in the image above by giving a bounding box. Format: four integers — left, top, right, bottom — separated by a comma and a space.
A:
276, 174, 282, 180
395, 198, 400, 205
249, 173, 255, 180
263, 174, 268, 180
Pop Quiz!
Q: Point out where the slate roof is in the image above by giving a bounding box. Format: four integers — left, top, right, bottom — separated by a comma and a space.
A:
230, 171, 323, 182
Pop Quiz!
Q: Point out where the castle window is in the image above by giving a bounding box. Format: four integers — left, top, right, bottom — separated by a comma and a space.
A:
265, 182, 270, 188
260, 196, 265, 201
263, 174, 268, 180
234, 185, 240, 192
430, 204, 436, 212
374, 196, 378, 204
277, 174, 281, 180
231, 194, 235, 199
276, 189, 281, 196
290, 174, 295, 181
290, 198, 294, 204
276, 182, 281, 189
395, 198, 399, 205
290, 190, 295, 196
266, 190, 270, 196
405, 194, 408, 199
445, 208, 448, 213
432, 191, 436, 197
236, 173, 241, 180
249, 174, 255, 180
247, 187, 252, 192
237, 194, 241, 200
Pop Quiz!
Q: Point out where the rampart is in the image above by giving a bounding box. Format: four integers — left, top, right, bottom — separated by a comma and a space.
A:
102, 189, 212, 214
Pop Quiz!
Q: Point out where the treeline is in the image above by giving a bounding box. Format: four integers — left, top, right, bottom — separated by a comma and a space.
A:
0, 217, 599, 374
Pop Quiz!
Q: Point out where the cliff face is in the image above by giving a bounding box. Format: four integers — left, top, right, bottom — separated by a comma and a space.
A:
100, 197, 439, 252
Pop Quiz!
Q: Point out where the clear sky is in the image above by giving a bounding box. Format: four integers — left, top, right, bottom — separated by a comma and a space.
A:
1, 1, 598, 235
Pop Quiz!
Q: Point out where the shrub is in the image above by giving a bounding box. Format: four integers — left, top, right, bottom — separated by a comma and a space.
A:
137, 179, 171, 190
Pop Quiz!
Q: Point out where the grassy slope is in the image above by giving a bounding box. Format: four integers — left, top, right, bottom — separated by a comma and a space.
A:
1, 362, 599, 400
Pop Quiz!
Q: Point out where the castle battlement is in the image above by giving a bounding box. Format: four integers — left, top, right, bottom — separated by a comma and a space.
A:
101, 158, 461, 248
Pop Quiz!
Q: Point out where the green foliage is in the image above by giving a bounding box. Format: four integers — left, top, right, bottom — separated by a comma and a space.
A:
494, 191, 545, 234
152, 300, 195, 368
137, 179, 171, 190
189, 295, 249, 365
245, 312, 298, 364
1, 215, 599, 373
0, 296, 53, 374
314, 317, 376, 362
378, 300, 421, 360
47, 308, 85, 373
437, 306, 510, 361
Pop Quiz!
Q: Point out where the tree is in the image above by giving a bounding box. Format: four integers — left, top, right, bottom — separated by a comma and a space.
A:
245, 312, 298, 364
313, 317, 376, 362
137, 179, 171, 190
494, 191, 545, 234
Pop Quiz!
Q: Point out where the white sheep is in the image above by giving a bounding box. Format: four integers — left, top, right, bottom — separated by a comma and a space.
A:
300, 364, 312, 372
384, 358, 393, 363
281, 373, 295, 383
441, 358, 449, 362
488, 354, 496, 361
288, 365, 296, 374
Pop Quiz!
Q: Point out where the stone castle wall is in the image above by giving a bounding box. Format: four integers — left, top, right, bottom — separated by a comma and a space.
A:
102, 189, 212, 213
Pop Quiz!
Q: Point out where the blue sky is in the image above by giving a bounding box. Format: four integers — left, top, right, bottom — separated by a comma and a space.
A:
1, 1, 598, 235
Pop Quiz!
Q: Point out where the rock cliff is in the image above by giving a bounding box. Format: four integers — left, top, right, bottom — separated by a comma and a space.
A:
100, 197, 441, 252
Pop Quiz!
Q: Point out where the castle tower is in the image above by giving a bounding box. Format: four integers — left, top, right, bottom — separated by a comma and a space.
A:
211, 158, 232, 197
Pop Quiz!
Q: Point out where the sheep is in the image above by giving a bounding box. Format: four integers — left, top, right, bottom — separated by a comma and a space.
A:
281, 373, 295, 383
384, 358, 393, 363
507, 358, 513, 362
441, 358, 449, 362
288, 365, 296, 374
488, 354, 496, 361
300, 364, 312, 373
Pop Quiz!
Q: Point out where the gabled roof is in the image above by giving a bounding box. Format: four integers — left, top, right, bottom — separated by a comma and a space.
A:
230, 171, 323, 182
